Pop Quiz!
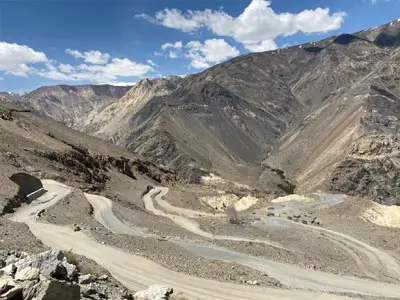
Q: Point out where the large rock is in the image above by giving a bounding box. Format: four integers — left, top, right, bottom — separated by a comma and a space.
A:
78, 274, 95, 285
1, 265, 16, 277
1, 286, 23, 299
80, 282, 107, 298
14, 249, 77, 281
15, 268, 40, 281
0, 277, 16, 294
23, 275, 80, 300
133, 285, 173, 300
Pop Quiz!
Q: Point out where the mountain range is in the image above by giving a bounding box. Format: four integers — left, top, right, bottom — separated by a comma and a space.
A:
9, 19, 400, 204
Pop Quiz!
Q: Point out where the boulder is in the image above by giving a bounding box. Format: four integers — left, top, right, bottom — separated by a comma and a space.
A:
31, 276, 80, 300
15, 249, 77, 281
81, 282, 107, 298
1, 286, 23, 299
134, 285, 173, 300
5, 256, 18, 267
15, 268, 40, 281
1, 265, 16, 277
0, 277, 16, 294
97, 275, 108, 281
78, 274, 95, 285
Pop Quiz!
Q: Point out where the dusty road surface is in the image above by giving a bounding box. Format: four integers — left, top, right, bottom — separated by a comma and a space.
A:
143, 187, 291, 251
9, 180, 400, 299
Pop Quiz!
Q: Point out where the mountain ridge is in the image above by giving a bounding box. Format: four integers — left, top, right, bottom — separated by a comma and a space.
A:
6, 18, 400, 203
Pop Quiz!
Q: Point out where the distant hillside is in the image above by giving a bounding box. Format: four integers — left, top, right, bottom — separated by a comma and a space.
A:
20, 84, 131, 129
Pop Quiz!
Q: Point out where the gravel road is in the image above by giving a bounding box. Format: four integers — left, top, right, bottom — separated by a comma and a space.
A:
9, 180, 400, 299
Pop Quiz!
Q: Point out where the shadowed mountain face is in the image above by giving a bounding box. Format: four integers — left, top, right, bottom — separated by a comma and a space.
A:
20, 85, 131, 129
10, 20, 400, 203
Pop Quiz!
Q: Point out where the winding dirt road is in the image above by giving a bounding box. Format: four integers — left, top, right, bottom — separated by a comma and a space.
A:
10, 180, 400, 299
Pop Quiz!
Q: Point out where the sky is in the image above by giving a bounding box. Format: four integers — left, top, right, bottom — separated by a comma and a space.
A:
0, 0, 399, 93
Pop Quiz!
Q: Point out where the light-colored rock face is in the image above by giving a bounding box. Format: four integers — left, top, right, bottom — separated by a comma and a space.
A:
134, 285, 174, 300
21, 84, 131, 129
83, 76, 183, 140
15, 267, 40, 281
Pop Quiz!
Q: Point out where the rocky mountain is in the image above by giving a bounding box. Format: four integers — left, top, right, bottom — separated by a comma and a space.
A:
87, 19, 396, 198
8, 20, 400, 203
84, 76, 183, 142
0, 92, 20, 102
20, 85, 131, 129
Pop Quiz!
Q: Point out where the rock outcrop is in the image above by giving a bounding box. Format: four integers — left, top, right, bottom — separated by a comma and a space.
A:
37, 144, 179, 191
0, 249, 131, 300
133, 285, 173, 300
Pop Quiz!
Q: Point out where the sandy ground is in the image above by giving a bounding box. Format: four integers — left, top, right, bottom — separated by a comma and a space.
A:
361, 201, 400, 228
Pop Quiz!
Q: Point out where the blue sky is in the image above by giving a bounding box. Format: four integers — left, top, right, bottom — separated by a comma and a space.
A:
0, 0, 399, 92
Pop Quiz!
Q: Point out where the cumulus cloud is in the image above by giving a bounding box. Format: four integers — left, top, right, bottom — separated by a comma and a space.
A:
185, 39, 239, 69
137, 0, 346, 52
147, 59, 157, 66
0, 42, 48, 76
66, 49, 111, 64
39, 58, 153, 83
161, 41, 183, 50
0, 42, 153, 84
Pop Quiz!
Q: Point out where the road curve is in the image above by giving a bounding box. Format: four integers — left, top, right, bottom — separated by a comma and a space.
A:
9, 180, 400, 299
143, 187, 292, 251
85, 193, 152, 237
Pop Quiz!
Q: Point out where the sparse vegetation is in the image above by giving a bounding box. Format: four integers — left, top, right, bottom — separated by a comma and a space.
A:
64, 250, 79, 269
277, 183, 296, 195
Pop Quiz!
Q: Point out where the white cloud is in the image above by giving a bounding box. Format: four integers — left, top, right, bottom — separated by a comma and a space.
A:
0, 42, 48, 76
147, 59, 157, 66
66, 49, 111, 64
245, 40, 278, 52
137, 9, 201, 32
161, 41, 183, 50
168, 51, 179, 58
185, 39, 239, 69
0, 42, 153, 84
160, 41, 184, 58
37, 56, 153, 83
58, 63, 74, 73
137, 0, 346, 52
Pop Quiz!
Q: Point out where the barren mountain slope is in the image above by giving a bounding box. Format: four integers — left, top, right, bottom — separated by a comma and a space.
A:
11, 20, 400, 202
105, 20, 400, 195
0, 92, 19, 102
265, 27, 400, 201
21, 84, 131, 129
84, 76, 183, 141
0, 100, 177, 215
